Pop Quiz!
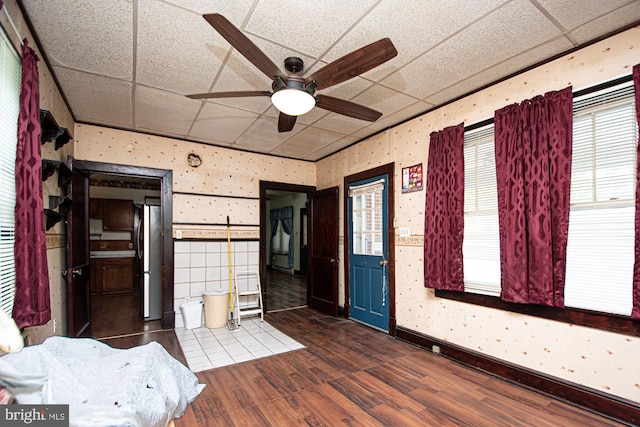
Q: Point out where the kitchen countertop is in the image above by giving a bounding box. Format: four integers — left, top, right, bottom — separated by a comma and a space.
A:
90, 250, 136, 259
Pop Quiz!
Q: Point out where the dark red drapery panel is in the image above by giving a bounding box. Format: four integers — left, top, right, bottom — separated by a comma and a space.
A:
12, 39, 51, 329
424, 123, 465, 291
632, 64, 640, 320
494, 87, 572, 307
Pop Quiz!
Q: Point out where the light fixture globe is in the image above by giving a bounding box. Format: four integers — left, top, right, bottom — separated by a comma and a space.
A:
271, 75, 316, 116
271, 88, 315, 116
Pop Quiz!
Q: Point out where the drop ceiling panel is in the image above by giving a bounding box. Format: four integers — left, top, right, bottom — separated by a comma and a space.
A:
136, 0, 225, 95
22, 0, 133, 79
234, 116, 297, 152
270, 126, 343, 158
245, 0, 379, 58
536, 0, 637, 31
425, 36, 574, 107
568, 2, 640, 44
135, 86, 201, 136
53, 67, 133, 128
188, 102, 259, 144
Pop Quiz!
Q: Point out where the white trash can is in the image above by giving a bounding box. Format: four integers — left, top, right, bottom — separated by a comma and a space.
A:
203, 289, 229, 328
180, 299, 203, 329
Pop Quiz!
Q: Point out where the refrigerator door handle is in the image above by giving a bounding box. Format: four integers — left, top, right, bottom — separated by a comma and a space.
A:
136, 217, 143, 260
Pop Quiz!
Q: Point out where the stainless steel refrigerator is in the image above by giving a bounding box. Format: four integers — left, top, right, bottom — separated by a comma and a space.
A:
138, 203, 162, 321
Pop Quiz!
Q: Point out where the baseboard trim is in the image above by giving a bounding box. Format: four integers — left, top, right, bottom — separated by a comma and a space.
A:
395, 326, 639, 426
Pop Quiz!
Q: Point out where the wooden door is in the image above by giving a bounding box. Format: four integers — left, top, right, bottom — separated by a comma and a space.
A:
308, 187, 339, 316
66, 157, 91, 337
348, 175, 390, 331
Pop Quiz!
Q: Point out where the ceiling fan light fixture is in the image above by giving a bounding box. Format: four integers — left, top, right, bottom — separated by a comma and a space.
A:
271, 88, 316, 116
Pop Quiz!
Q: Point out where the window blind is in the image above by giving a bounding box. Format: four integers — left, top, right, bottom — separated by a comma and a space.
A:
463, 125, 501, 296
0, 30, 20, 316
564, 82, 637, 315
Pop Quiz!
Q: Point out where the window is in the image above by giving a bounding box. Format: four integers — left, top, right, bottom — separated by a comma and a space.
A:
564, 82, 637, 316
459, 80, 639, 318
350, 180, 384, 256
463, 126, 501, 296
0, 31, 20, 316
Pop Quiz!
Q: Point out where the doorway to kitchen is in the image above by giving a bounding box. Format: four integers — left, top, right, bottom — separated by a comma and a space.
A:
69, 159, 173, 340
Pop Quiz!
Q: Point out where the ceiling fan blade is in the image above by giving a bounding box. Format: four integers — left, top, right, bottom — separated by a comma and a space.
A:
315, 95, 382, 122
278, 113, 297, 132
305, 38, 397, 90
203, 13, 283, 80
186, 90, 271, 100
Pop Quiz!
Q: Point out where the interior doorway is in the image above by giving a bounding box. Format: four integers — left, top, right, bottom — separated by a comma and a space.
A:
89, 175, 162, 338
259, 181, 315, 313
69, 159, 173, 339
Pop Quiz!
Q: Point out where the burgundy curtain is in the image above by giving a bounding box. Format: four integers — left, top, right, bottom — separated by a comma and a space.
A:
424, 124, 465, 291
12, 39, 51, 329
494, 87, 572, 307
632, 64, 640, 320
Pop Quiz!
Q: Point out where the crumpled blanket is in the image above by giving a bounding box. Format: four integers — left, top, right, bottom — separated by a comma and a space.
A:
0, 336, 204, 427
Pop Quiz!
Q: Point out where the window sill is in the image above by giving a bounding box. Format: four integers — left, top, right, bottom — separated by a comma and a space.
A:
434, 289, 640, 338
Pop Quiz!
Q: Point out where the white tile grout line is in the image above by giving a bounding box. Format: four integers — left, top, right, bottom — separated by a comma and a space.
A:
175, 318, 305, 373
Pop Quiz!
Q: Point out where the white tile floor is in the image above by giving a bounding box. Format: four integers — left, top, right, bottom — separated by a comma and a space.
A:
175, 318, 305, 373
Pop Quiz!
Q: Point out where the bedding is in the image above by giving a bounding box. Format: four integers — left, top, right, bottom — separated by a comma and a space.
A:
0, 336, 204, 427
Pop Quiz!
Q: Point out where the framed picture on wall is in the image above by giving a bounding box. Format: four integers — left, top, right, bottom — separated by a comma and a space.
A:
402, 163, 423, 193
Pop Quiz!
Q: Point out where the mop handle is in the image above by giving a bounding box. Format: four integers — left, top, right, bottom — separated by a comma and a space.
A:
227, 216, 234, 312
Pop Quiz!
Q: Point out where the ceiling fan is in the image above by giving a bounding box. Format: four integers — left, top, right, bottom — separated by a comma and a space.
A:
187, 14, 398, 132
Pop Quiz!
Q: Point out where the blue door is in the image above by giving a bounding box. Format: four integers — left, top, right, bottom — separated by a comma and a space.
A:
349, 175, 389, 331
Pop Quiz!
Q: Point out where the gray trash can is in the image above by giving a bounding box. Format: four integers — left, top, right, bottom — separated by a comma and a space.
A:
203, 289, 230, 328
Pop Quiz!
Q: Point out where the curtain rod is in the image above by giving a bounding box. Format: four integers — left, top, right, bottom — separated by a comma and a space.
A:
1, 4, 23, 46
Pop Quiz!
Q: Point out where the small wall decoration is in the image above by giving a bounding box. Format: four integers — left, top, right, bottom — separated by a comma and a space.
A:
186, 152, 202, 168
402, 163, 423, 193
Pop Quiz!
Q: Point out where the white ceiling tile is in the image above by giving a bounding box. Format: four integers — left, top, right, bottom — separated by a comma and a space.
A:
536, 0, 636, 31
270, 126, 343, 158
137, 0, 226, 95
323, 0, 506, 81
568, 2, 640, 44
305, 135, 361, 161
52, 67, 133, 127
382, 0, 563, 100
188, 103, 259, 144
22, 0, 133, 79
425, 37, 574, 107
135, 86, 201, 136
234, 117, 296, 152
351, 85, 417, 118
245, 0, 379, 57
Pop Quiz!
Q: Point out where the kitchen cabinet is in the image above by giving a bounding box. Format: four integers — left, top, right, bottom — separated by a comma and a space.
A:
90, 198, 134, 231
90, 257, 134, 294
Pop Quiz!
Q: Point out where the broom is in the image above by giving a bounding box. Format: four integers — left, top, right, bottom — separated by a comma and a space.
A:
226, 216, 238, 330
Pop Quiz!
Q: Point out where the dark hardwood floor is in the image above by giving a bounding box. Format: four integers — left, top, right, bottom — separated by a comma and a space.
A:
103, 308, 623, 426
91, 291, 162, 339
265, 269, 307, 312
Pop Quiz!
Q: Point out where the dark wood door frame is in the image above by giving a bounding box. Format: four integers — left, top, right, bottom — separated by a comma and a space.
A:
344, 163, 396, 335
259, 181, 315, 312
72, 159, 175, 329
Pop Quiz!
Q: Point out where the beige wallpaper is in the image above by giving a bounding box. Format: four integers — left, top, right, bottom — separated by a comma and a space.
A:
317, 26, 640, 403
1, 0, 75, 344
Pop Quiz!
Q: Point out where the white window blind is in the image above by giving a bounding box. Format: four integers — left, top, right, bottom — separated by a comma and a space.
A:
564, 82, 637, 316
0, 31, 20, 316
463, 125, 501, 296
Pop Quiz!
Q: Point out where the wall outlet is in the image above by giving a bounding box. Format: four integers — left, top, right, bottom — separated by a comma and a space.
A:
175, 230, 182, 239
432, 345, 441, 354
53, 318, 57, 333
393, 217, 399, 228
